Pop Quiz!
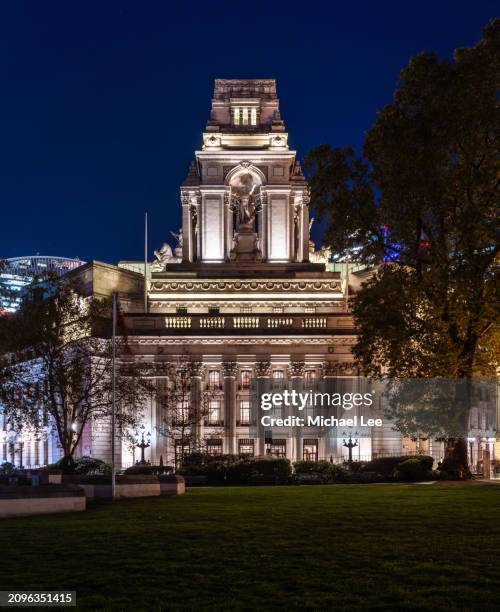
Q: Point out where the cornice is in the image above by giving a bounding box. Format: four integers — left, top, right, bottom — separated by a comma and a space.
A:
128, 336, 357, 347
149, 279, 340, 293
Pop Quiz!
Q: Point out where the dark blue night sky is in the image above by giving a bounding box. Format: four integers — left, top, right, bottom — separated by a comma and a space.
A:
1, 1, 497, 263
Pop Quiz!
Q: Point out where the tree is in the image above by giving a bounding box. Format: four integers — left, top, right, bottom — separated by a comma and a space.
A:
0, 279, 155, 471
305, 19, 500, 476
157, 359, 221, 468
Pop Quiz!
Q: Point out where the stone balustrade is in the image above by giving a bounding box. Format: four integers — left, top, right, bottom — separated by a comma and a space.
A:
127, 313, 355, 333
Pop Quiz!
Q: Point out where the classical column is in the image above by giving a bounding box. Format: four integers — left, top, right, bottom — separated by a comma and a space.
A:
288, 360, 305, 461
260, 191, 268, 261
224, 191, 233, 262
189, 361, 205, 449
181, 195, 192, 262
223, 362, 238, 454
300, 195, 310, 262
255, 361, 271, 456
321, 362, 336, 459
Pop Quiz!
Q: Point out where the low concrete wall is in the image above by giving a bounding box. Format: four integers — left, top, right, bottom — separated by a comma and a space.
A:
0, 485, 86, 518
63, 475, 162, 500
159, 475, 185, 496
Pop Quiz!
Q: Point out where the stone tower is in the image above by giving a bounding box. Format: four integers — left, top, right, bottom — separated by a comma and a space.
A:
180, 79, 310, 265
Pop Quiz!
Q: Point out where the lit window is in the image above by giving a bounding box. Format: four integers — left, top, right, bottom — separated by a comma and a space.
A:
240, 305, 252, 313
273, 305, 284, 313
250, 108, 257, 125
206, 438, 223, 455
208, 370, 221, 390
239, 400, 251, 425
242, 108, 249, 125
234, 108, 240, 125
175, 441, 190, 467
305, 306, 316, 313
267, 439, 286, 457
303, 439, 318, 461
239, 439, 254, 457
176, 400, 189, 424
240, 370, 252, 390
207, 399, 221, 425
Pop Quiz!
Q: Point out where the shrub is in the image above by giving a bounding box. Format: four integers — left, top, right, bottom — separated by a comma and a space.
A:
73, 456, 112, 476
293, 460, 347, 483
179, 455, 292, 485
124, 464, 173, 476
344, 471, 385, 484
361, 455, 421, 478
395, 456, 434, 481
226, 459, 256, 485
0, 462, 18, 475
251, 457, 292, 483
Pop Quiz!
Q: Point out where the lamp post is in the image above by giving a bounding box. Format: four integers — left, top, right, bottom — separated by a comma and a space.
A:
136, 427, 151, 465
343, 432, 359, 465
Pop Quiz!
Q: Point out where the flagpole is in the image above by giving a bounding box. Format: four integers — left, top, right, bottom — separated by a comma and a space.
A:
144, 211, 148, 313
344, 251, 349, 310
111, 292, 117, 501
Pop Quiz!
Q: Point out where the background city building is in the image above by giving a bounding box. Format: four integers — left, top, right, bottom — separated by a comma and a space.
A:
0, 256, 84, 313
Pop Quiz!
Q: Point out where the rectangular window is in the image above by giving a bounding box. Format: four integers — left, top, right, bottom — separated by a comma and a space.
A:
240, 369, 252, 390
273, 305, 284, 313
176, 400, 189, 424
239, 399, 251, 425
239, 439, 255, 457
207, 399, 221, 425
233, 108, 240, 125
175, 441, 190, 467
240, 305, 252, 313
305, 306, 316, 313
268, 439, 286, 458
208, 370, 221, 390
206, 439, 223, 456
303, 439, 318, 461
242, 108, 249, 125
176, 306, 188, 315
250, 108, 257, 125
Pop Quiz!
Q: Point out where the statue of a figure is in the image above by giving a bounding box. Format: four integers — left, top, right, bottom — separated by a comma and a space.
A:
170, 228, 183, 258
170, 228, 183, 248
152, 243, 174, 271
309, 239, 332, 264
237, 189, 256, 231
230, 172, 260, 232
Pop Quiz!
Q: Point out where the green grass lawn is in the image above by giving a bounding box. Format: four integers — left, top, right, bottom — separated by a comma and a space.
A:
1, 484, 499, 611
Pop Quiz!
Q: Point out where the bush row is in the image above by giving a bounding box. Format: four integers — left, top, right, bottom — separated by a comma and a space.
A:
178, 453, 292, 485
1, 453, 435, 484
348, 455, 435, 481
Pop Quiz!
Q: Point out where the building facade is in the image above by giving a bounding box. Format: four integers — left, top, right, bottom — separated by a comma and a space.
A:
2, 80, 497, 471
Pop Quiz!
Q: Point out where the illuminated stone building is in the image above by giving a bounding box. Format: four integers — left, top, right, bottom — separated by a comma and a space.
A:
63, 80, 499, 469
3, 80, 496, 471
108, 79, 404, 467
